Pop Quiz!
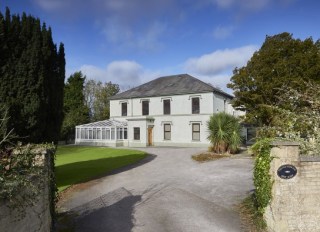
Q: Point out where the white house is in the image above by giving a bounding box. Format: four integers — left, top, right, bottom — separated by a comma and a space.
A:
75, 74, 243, 147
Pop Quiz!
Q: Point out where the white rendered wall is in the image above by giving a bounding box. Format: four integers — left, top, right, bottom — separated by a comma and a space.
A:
110, 92, 215, 118
110, 92, 241, 147
151, 115, 211, 147
127, 119, 148, 147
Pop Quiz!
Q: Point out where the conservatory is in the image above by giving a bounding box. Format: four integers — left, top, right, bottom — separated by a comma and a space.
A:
75, 120, 128, 147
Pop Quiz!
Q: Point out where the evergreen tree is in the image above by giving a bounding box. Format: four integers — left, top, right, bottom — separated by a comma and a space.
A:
61, 72, 89, 141
0, 7, 65, 143
228, 32, 320, 126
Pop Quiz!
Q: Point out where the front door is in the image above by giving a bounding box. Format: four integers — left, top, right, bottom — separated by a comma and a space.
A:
148, 127, 153, 146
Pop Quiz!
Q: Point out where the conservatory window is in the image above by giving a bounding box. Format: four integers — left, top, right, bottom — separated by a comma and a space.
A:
111, 128, 115, 140
106, 129, 110, 139
76, 121, 128, 142
102, 128, 106, 139
117, 128, 124, 140
93, 128, 97, 139
81, 128, 85, 139
97, 128, 101, 139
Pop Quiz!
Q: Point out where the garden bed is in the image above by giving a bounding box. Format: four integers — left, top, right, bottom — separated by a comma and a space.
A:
191, 152, 231, 162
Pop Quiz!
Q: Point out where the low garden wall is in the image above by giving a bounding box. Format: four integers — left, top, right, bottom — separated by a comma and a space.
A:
265, 141, 320, 232
0, 146, 55, 232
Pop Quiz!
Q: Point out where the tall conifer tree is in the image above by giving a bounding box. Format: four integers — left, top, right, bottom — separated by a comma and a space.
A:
61, 72, 89, 141
0, 7, 65, 143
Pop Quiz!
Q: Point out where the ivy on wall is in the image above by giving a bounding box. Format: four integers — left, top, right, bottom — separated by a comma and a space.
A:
0, 143, 56, 220
251, 138, 274, 214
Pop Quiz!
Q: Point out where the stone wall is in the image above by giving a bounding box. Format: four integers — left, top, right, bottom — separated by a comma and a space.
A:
265, 141, 320, 232
0, 149, 53, 232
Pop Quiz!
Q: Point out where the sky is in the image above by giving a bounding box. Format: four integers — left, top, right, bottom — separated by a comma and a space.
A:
1, 0, 320, 93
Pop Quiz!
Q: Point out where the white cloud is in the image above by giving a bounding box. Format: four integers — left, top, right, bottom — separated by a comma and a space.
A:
242, 0, 270, 11
79, 45, 258, 93
184, 45, 258, 76
79, 60, 162, 90
95, 0, 176, 51
33, 0, 67, 11
102, 20, 166, 51
212, 0, 270, 11
192, 73, 235, 94
213, 25, 234, 39
31, 0, 182, 51
183, 45, 258, 91
136, 22, 167, 51
213, 0, 235, 9
81, 61, 142, 85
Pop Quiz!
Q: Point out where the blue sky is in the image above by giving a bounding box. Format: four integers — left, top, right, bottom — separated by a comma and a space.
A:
1, 0, 320, 93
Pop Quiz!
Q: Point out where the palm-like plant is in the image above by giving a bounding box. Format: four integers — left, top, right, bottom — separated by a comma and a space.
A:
207, 112, 242, 154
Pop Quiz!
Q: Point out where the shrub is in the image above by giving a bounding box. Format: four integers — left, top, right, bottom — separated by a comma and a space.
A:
0, 108, 57, 223
251, 138, 273, 214
207, 112, 242, 154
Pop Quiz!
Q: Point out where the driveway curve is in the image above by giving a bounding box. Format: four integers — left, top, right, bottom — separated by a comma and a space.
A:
57, 147, 253, 232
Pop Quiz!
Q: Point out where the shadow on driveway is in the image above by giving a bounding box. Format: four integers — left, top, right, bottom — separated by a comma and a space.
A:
56, 188, 141, 232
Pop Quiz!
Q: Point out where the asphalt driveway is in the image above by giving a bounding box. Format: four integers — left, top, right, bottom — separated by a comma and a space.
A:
57, 147, 253, 232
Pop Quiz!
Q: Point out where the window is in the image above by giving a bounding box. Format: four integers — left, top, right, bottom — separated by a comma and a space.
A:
134, 127, 140, 140
106, 129, 110, 139
93, 128, 97, 139
81, 128, 85, 139
117, 128, 123, 139
124, 128, 128, 139
122, 102, 127, 116
85, 129, 89, 139
192, 123, 200, 141
97, 128, 100, 139
163, 99, 170, 115
111, 128, 115, 140
76, 128, 80, 139
192, 97, 200, 114
164, 124, 171, 140
102, 128, 106, 139
142, 101, 149, 115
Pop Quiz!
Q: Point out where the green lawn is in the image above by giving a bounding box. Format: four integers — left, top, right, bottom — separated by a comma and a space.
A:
55, 146, 147, 192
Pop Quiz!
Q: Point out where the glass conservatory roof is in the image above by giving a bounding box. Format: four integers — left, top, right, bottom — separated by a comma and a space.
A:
76, 120, 127, 128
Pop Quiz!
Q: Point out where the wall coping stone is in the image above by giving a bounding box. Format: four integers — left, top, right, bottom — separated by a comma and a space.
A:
271, 141, 300, 146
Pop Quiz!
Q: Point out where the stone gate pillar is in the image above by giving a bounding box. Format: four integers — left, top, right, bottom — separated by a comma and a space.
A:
264, 141, 320, 232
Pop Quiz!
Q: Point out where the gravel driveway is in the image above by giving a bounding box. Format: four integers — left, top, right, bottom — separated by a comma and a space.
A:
57, 147, 253, 232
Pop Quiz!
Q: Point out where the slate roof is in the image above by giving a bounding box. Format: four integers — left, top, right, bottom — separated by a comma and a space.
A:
109, 74, 233, 100
76, 120, 127, 127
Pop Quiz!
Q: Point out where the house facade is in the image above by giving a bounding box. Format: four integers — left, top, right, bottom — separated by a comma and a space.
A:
75, 74, 243, 147
111, 74, 244, 147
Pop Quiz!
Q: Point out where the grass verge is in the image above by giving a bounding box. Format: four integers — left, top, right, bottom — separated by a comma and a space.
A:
238, 194, 267, 232
55, 146, 147, 192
